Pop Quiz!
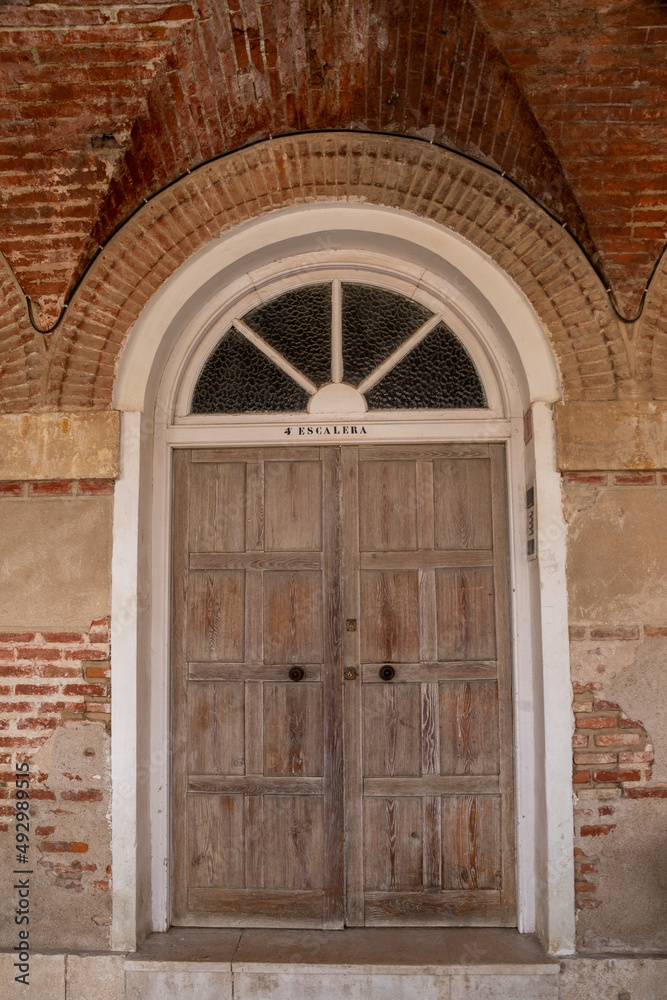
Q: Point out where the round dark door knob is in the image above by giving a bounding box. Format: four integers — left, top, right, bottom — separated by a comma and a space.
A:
288, 666, 305, 682
379, 664, 395, 681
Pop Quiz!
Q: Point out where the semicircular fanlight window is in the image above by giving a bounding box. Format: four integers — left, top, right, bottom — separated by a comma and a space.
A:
190, 281, 487, 414
191, 328, 310, 413
243, 284, 332, 386
364, 322, 487, 410
341, 283, 434, 385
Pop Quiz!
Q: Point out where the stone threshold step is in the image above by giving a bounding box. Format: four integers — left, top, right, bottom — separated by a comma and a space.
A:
126, 926, 559, 973
123, 928, 560, 999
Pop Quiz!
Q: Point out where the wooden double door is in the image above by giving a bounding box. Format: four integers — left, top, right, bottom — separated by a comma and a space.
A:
171, 443, 515, 928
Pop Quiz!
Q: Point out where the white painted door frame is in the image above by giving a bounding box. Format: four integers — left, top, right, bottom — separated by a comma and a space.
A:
110, 204, 575, 955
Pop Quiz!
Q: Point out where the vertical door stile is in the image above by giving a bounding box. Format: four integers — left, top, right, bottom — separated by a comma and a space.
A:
489, 444, 516, 922
244, 457, 265, 891
416, 459, 437, 666
258, 447, 327, 925
171, 449, 191, 923
416, 460, 441, 890
322, 447, 344, 926
342, 446, 364, 925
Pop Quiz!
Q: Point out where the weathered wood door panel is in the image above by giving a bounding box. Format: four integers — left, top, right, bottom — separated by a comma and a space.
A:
172, 447, 343, 927
343, 444, 514, 927
172, 443, 514, 928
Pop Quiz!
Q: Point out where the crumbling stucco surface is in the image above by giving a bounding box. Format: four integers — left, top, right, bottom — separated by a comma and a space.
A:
566, 475, 667, 951
570, 635, 667, 784
566, 476, 667, 777
0, 497, 112, 630
566, 487, 667, 624
0, 412, 119, 482
0, 722, 111, 951
575, 794, 667, 952
606, 637, 667, 784
556, 402, 667, 470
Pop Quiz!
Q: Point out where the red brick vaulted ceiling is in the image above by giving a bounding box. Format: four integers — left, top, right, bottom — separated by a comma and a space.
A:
473, 0, 667, 317
0, 0, 665, 326
0, 2, 192, 328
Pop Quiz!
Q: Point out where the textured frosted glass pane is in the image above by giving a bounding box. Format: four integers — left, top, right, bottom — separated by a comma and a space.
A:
243, 284, 332, 386
342, 283, 433, 385
365, 322, 487, 409
191, 328, 309, 413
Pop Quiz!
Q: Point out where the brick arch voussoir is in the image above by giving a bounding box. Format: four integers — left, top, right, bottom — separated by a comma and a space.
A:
637, 253, 667, 400
0, 251, 47, 412
47, 134, 626, 410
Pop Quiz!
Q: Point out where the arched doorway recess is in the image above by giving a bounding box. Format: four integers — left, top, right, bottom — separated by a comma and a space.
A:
110, 203, 574, 954
171, 264, 511, 929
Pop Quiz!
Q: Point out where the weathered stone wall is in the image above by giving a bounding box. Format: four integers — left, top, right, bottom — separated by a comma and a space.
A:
0, 412, 119, 482
0, 468, 114, 950
563, 467, 667, 951
0, 617, 113, 950
0, 482, 113, 630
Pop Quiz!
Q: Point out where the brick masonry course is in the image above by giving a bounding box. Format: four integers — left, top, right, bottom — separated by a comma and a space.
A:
0, 133, 630, 411
570, 607, 667, 921
0, 619, 111, 758
0, 616, 111, 933
571, 677, 654, 793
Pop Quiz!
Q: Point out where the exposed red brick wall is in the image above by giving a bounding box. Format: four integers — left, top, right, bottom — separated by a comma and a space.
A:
564, 471, 667, 494
0, 619, 111, 772
572, 683, 653, 792
0, 262, 45, 412
569, 607, 666, 799
0, 471, 112, 925
0, 0, 593, 326
0, 616, 111, 900
0, 133, 629, 412
0, 471, 113, 870
0, 480, 115, 499
567, 464, 667, 918
572, 687, 661, 916
573, 812, 617, 912
0, 3, 188, 327
0, 620, 111, 915
574, 843, 602, 911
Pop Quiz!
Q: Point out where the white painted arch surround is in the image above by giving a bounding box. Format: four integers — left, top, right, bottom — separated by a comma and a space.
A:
110, 203, 574, 957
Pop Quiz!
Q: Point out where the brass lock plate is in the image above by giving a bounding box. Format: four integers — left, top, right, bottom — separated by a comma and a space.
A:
343, 667, 358, 680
